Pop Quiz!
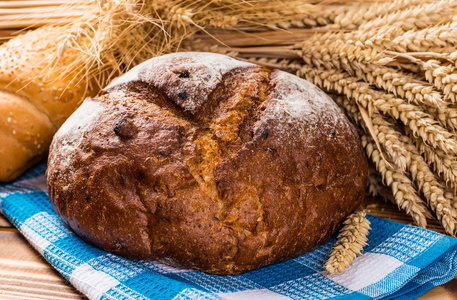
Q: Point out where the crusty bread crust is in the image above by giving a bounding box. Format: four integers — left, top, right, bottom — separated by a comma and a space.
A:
47, 52, 368, 275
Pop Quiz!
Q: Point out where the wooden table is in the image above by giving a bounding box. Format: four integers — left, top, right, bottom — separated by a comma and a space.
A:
1, 197, 457, 299
0, 213, 85, 299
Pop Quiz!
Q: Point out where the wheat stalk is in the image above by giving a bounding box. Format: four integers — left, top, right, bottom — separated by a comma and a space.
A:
332, 95, 433, 227
324, 211, 371, 275
366, 164, 397, 204
330, 0, 428, 30
295, 64, 457, 156
362, 134, 430, 228
358, 0, 457, 31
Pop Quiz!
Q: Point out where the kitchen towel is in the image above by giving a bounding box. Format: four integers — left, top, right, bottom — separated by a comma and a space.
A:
1, 161, 457, 300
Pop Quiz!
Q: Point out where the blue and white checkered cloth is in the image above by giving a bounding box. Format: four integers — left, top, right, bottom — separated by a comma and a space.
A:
1, 161, 457, 300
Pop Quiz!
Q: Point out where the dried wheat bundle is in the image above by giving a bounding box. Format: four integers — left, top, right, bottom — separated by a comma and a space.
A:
8, 0, 331, 105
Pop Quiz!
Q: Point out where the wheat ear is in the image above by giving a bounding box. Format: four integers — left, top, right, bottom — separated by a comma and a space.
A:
336, 87, 457, 234
324, 211, 371, 275
328, 94, 430, 228
330, 0, 428, 30
358, 1, 457, 32
363, 134, 429, 228
413, 133, 457, 189
298, 34, 446, 110
373, 119, 456, 234
366, 164, 397, 205
297, 65, 457, 156
389, 21, 457, 53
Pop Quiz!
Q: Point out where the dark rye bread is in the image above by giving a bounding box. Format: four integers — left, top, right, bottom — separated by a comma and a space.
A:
46, 52, 368, 275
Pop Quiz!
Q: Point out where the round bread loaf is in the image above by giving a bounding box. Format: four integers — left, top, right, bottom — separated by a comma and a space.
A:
46, 52, 368, 275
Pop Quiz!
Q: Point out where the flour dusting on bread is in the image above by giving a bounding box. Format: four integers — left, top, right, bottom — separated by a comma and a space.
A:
106, 52, 257, 114
265, 70, 351, 141
50, 99, 105, 168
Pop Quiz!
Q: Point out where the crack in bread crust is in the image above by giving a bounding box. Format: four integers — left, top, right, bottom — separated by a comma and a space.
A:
180, 67, 273, 271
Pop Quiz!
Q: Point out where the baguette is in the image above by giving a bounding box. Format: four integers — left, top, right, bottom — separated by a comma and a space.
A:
0, 26, 99, 181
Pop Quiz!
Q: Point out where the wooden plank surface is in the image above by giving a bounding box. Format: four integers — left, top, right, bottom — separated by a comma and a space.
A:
0, 198, 456, 299
0, 213, 86, 300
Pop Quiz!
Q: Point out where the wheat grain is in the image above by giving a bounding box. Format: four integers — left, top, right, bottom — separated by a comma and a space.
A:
424, 104, 457, 133
362, 134, 429, 228
372, 117, 409, 172
332, 95, 455, 232
330, 94, 430, 227
324, 211, 371, 275
366, 163, 397, 204
359, 1, 457, 32
443, 183, 457, 209
330, 0, 427, 30
299, 35, 446, 110
296, 64, 457, 156
420, 60, 457, 101
414, 134, 457, 189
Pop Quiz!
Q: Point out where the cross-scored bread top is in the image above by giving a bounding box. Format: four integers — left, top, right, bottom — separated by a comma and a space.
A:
47, 52, 367, 275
